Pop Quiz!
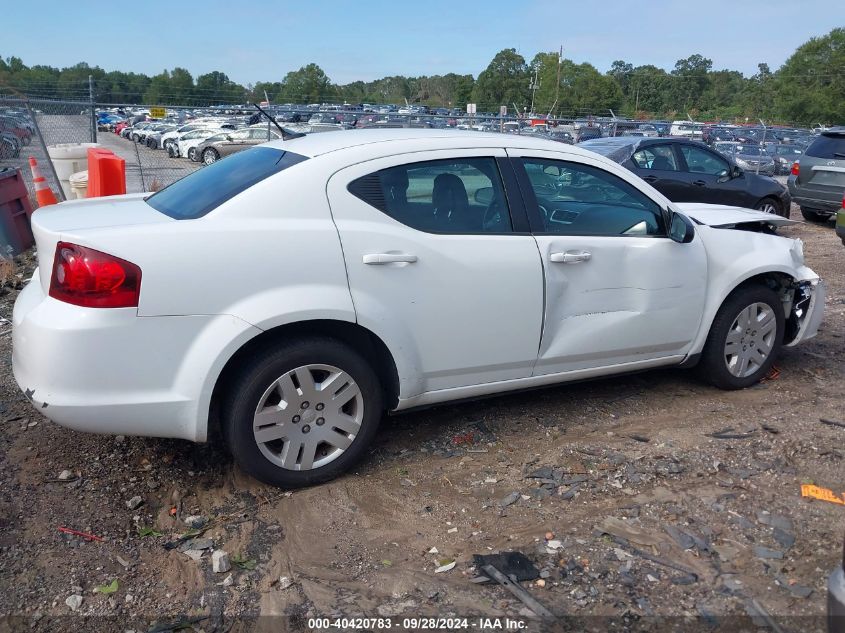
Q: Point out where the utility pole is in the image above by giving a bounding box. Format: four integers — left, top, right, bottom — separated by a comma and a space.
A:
547, 45, 563, 119
529, 68, 540, 117
88, 74, 97, 143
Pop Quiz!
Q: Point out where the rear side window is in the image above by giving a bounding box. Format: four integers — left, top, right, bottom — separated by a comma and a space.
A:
805, 134, 845, 159
348, 157, 512, 233
146, 147, 306, 219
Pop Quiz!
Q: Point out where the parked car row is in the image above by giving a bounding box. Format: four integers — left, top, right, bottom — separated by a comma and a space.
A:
0, 108, 34, 159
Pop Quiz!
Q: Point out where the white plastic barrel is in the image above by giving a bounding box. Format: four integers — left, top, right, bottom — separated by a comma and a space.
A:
47, 143, 100, 199
69, 170, 89, 200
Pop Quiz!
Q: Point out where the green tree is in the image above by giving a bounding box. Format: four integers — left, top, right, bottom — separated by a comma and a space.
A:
279, 63, 332, 104
773, 27, 845, 124
668, 54, 712, 112
472, 48, 529, 111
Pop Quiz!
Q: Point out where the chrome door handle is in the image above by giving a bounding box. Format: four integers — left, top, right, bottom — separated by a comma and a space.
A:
550, 251, 592, 264
363, 253, 418, 265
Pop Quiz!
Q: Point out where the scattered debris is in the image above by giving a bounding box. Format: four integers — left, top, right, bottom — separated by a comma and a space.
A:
800, 484, 845, 505
183, 515, 207, 529
57, 470, 73, 481
435, 560, 456, 573
278, 576, 293, 590
57, 526, 104, 542
212, 550, 231, 573
597, 517, 664, 547
480, 564, 553, 618
708, 428, 756, 440
472, 552, 539, 583
64, 595, 83, 612
820, 418, 845, 429
499, 491, 520, 507
125, 496, 143, 510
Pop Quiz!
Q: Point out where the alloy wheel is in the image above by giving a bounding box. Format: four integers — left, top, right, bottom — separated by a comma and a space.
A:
252, 364, 363, 471
723, 302, 777, 377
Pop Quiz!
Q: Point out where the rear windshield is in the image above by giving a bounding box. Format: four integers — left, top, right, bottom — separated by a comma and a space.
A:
146, 147, 307, 219
805, 133, 845, 160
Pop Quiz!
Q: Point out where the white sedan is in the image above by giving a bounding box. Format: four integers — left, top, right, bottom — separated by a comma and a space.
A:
12, 129, 825, 488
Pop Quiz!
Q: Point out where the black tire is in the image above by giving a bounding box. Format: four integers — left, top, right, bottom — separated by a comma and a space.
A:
800, 206, 829, 223
698, 284, 784, 390
166, 144, 177, 158
754, 197, 785, 217
202, 148, 218, 165
222, 337, 383, 488
188, 147, 198, 161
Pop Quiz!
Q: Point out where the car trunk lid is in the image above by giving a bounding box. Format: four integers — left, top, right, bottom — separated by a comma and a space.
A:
30, 194, 173, 294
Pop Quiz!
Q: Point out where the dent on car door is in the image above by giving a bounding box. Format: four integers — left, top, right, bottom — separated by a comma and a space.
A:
507, 149, 707, 375
326, 149, 545, 398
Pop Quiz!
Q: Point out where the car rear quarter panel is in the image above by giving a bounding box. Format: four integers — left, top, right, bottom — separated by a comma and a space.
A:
52, 164, 357, 438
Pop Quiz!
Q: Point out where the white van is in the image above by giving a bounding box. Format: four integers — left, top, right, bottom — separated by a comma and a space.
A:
670, 120, 705, 138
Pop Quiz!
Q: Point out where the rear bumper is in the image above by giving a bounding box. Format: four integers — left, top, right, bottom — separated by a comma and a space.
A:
12, 272, 259, 441
788, 176, 842, 214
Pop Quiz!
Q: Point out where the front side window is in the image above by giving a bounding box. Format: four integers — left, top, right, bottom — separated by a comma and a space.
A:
631, 145, 679, 171
521, 158, 665, 237
146, 147, 307, 219
680, 145, 729, 175
348, 157, 512, 233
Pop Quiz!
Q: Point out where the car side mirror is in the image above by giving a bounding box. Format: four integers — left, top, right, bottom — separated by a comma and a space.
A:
225, 134, 233, 141
474, 187, 494, 206
731, 165, 742, 178
669, 212, 695, 243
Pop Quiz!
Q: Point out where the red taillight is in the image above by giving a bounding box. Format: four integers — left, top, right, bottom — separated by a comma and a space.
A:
791, 160, 800, 176
49, 242, 141, 308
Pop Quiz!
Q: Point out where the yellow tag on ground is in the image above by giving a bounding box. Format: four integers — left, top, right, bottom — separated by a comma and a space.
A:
801, 484, 845, 505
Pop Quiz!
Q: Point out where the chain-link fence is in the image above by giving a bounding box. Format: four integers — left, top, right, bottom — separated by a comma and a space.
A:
1, 93, 822, 205
0, 97, 96, 201
0, 97, 203, 199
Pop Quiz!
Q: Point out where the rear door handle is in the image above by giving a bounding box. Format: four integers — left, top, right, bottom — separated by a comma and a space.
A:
550, 251, 592, 264
642, 175, 658, 183
363, 253, 418, 265
692, 180, 707, 186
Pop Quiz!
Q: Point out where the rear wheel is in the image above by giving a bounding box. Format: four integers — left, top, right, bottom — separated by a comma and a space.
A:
800, 206, 829, 223
222, 337, 383, 488
698, 285, 784, 390
202, 148, 219, 165
187, 147, 198, 161
755, 197, 784, 217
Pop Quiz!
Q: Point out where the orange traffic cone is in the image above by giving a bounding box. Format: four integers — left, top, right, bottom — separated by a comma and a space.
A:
28, 157, 58, 207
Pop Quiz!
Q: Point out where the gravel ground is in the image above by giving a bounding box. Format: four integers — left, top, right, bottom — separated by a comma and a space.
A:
0, 209, 843, 633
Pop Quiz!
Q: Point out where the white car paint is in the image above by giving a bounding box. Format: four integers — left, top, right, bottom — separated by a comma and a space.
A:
12, 129, 824, 444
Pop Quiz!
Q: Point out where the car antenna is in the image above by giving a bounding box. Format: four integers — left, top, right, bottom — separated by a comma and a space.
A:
252, 102, 305, 140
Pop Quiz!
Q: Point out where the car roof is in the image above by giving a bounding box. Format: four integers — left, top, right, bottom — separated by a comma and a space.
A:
261, 128, 604, 159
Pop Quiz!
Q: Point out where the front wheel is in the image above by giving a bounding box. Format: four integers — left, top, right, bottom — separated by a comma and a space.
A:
202, 148, 218, 165
222, 338, 383, 488
187, 147, 198, 161
698, 285, 784, 390
755, 197, 785, 217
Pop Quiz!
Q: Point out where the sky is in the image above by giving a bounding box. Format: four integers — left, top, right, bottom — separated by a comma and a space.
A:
4, 0, 844, 85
